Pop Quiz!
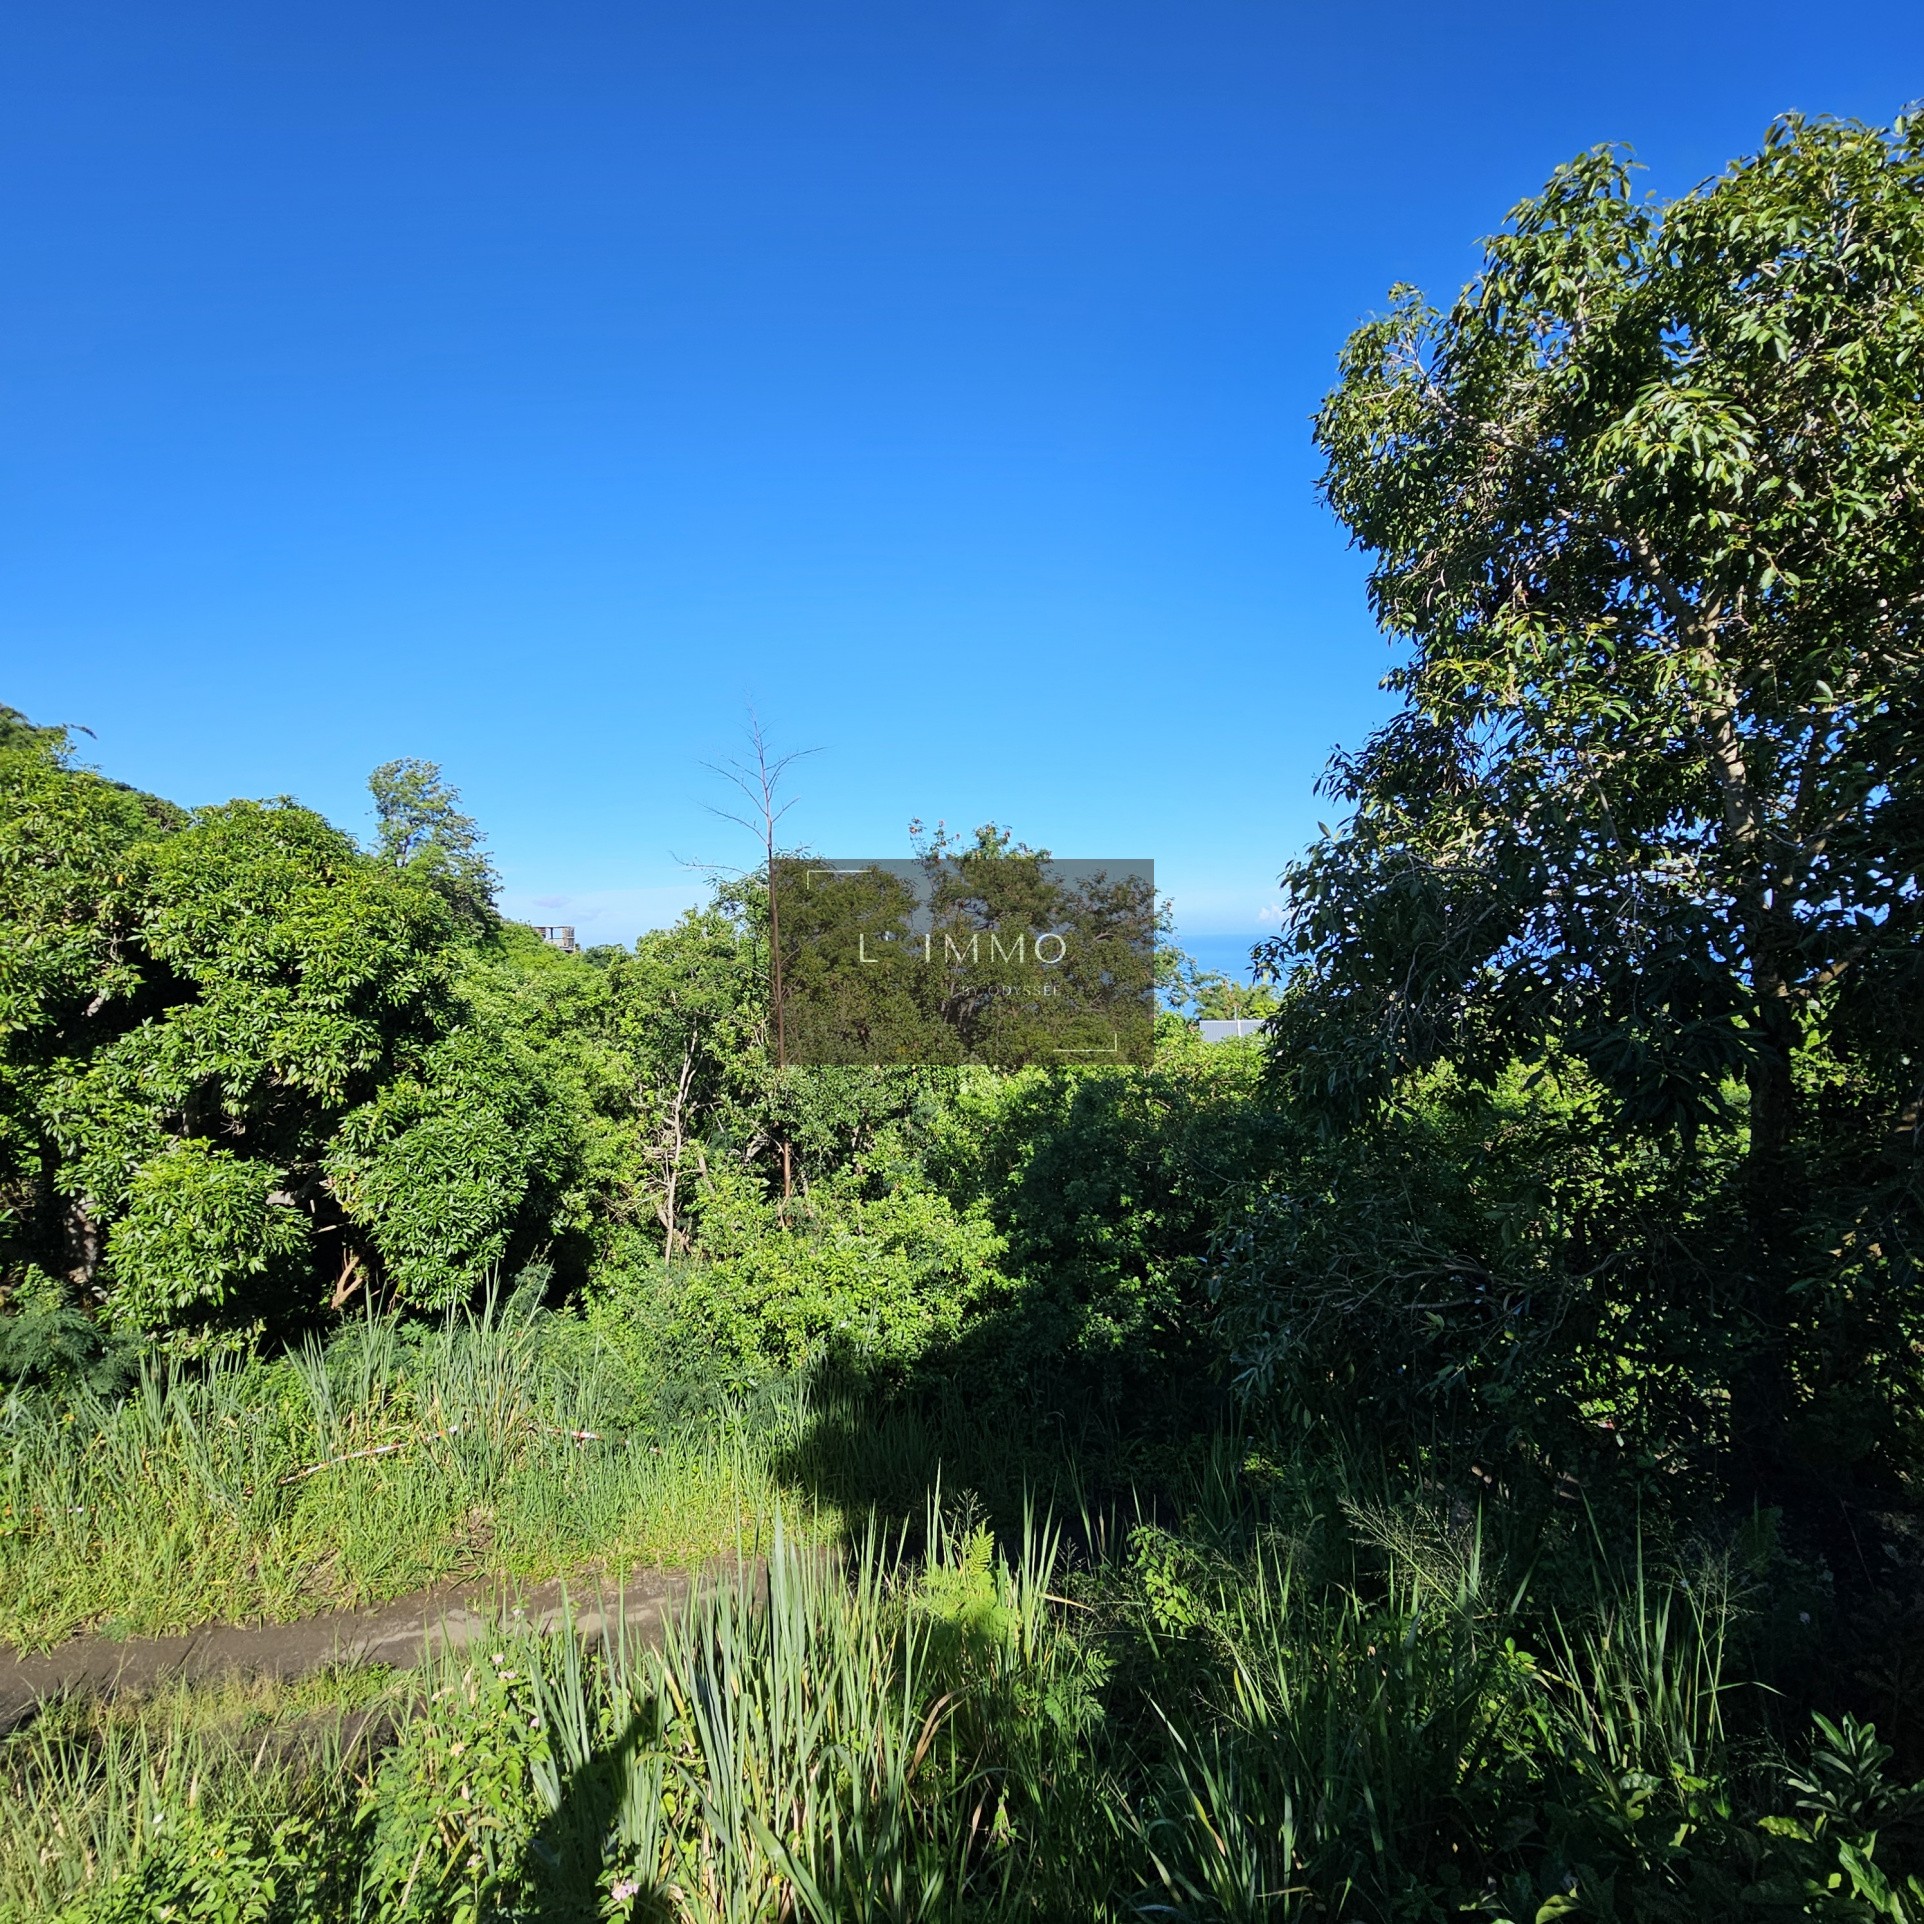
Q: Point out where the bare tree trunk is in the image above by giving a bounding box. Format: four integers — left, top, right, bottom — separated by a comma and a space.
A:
63, 1193, 104, 1290
707, 716, 816, 1211
330, 1250, 365, 1312
1703, 691, 1803, 1495
660, 1029, 699, 1260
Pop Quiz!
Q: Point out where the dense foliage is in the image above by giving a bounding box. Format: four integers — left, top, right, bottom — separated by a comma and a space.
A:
0, 722, 573, 1348
1255, 113, 1924, 1505
0, 717, 1263, 1399
2, 110, 1923, 1921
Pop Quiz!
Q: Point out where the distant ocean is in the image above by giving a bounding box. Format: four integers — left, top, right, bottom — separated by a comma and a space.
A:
1173, 932, 1275, 984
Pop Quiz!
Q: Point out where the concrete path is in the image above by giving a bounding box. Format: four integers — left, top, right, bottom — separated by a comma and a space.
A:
0, 1563, 736, 1734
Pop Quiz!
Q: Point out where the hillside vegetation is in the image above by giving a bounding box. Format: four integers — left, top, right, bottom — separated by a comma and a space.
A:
3, 113, 1924, 1921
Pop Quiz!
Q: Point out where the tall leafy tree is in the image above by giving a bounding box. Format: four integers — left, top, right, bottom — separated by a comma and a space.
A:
0, 712, 182, 1293
1269, 116, 1924, 1483
2, 714, 585, 1345
42, 798, 466, 1334
368, 758, 499, 926
604, 906, 765, 1258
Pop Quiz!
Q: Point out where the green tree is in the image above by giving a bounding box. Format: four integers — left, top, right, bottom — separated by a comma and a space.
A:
602, 903, 765, 1259
2, 713, 591, 1345
368, 757, 499, 925
324, 1013, 574, 1310
39, 798, 467, 1332
1, 716, 183, 1290
104, 1137, 312, 1336
1272, 116, 1924, 1486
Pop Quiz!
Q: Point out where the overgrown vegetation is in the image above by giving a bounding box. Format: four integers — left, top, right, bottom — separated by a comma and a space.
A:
0, 1286, 795, 1651
3, 110, 1923, 1918
7, 1472, 1923, 1920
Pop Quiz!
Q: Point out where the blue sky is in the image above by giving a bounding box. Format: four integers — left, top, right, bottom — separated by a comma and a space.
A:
4, 2, 1920, 955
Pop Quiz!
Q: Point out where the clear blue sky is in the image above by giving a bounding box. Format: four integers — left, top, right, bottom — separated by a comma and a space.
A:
5, 3, 1920, 950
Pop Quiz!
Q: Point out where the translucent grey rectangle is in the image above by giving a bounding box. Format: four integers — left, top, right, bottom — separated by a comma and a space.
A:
772, 855, 1155, 1068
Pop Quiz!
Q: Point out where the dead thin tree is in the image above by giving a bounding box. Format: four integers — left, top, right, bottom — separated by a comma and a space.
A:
655, 1023, 703, 1258
704, 716, 819, 1202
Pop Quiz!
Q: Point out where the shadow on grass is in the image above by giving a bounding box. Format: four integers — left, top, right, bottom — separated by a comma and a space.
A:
761, 1053, 1267, 1550
515, 1707, 653, 1924
766, 1313, 1241, 1576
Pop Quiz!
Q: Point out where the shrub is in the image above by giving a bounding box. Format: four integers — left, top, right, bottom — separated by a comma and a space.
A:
104, 1141, 312, 1338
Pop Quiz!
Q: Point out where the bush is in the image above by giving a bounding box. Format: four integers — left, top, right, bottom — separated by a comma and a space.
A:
104, 1141, 312, 1339
590, 1153, 1009, 1396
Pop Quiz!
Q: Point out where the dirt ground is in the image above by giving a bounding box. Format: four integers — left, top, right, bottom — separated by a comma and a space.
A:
0, 1561, 740, 1734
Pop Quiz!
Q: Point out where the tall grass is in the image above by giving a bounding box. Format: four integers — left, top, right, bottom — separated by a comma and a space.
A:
509, 1506, 1115, 1921
0, 1292, 802, 1650
1136, 1515, 1532, 1918
5, 1493, 1918, 1921
0, 1671, 377, 1918
6, 1305, 1919, 1921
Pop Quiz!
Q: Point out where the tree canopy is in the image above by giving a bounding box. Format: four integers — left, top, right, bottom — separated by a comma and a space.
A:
0, 728, 567, 1348
1264, 114, 1924, 1488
